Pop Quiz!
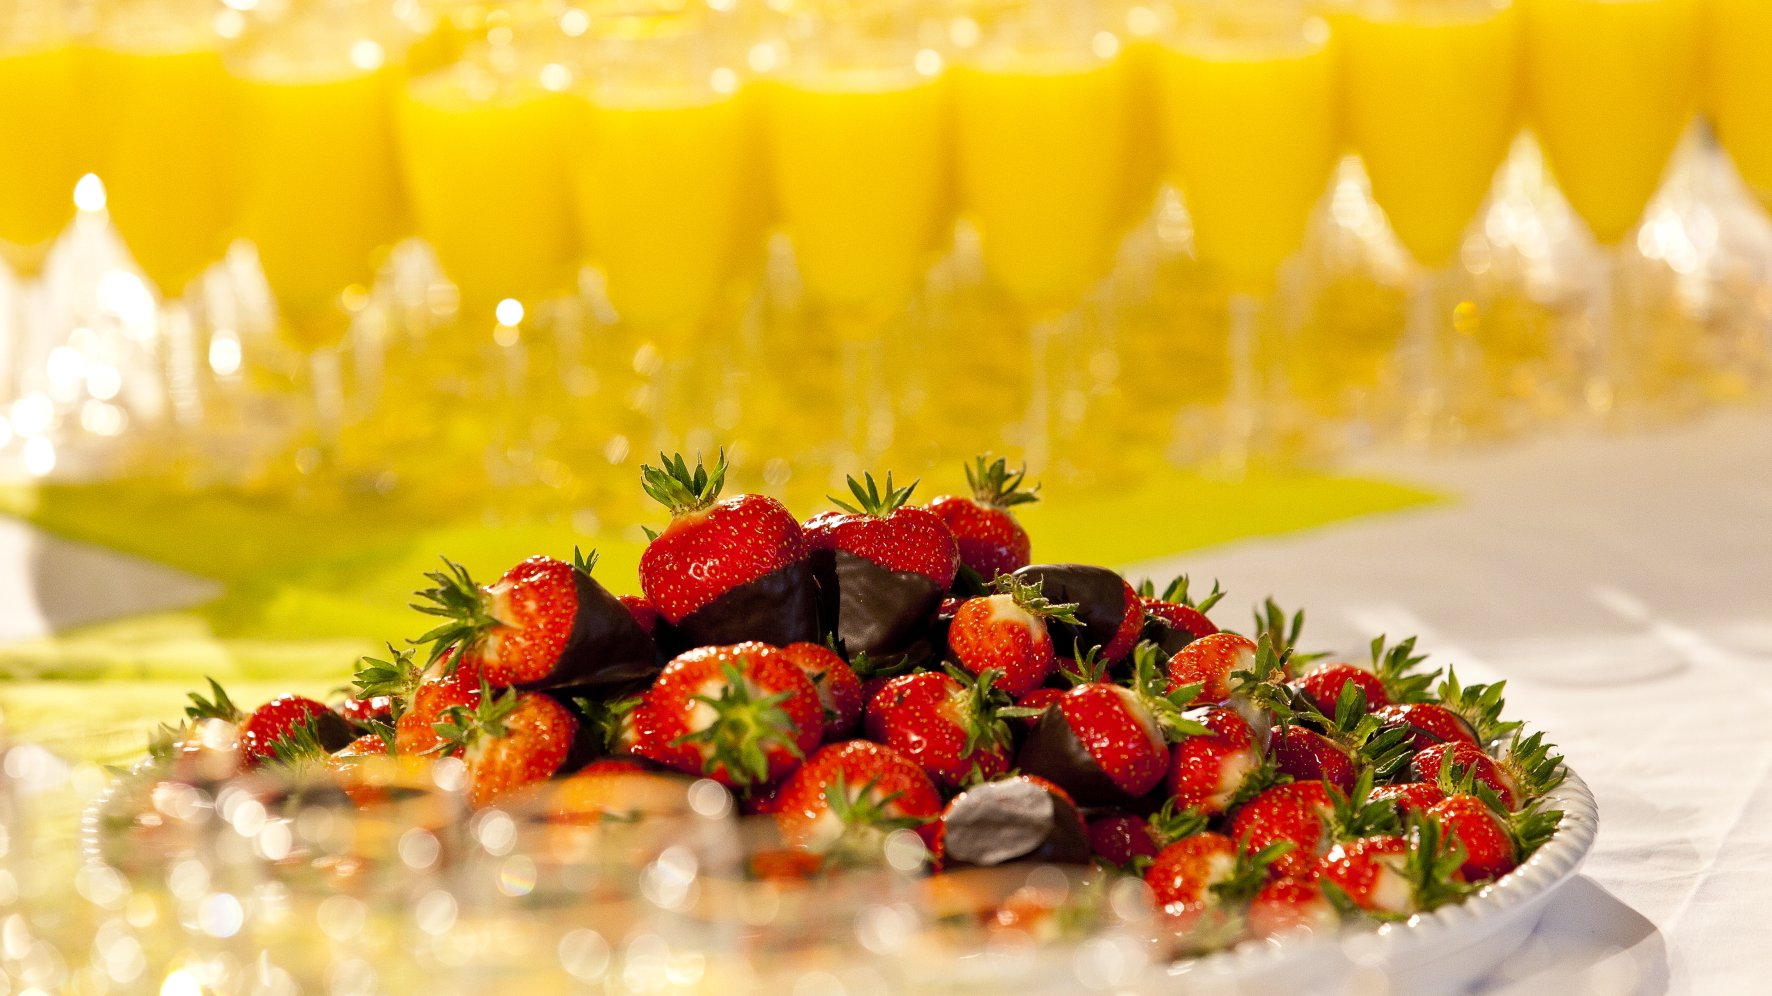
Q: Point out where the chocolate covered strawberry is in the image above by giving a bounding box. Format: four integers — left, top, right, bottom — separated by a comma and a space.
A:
947, 576, 1081, 696
1165, 705, 1266, 816
779, 641, 864, 740
618, 594, 658, 636
926, 456, 1037, 582
1011, 564, 1144, 663
774, 740, 941, 857
632, 642, 823, 789
809, 472, 960, 589
435, 686, 585, 808
638, 451, 819, 648
935, 774, 1091, 869
413, 550, 657, 692
184, 680, 355, 768
1137, 575, 1224, 655
866, 668, 1012, 789
808, 472, 959, 663
1087, 812, 1162, 870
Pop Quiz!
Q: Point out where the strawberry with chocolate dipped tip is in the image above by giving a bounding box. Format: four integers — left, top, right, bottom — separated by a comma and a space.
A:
866, 667, 1013, 790
434, 684, 585, 808
947, 575, 1081, 696
639, 450, 819, 650
926, 456, 1037, 582
412, 549, 657, 693
935, 774, 1090, 869
185, 679, 356, 769
807, 472, 959, 664
632, 642, 823, 790
1014, 643, 1209, 807
617, 594, 658, 636
774, 740, 942, 857
779, 641, 863, 740
1137, 575, 1224, 655
1011, 563, 1144, 664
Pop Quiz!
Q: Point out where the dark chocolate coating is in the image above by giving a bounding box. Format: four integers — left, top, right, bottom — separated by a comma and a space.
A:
655, 558, 821, 657
517, 570, 660, 694
940, 778, 1091, 868
551, 694, 608, 776
1011, 564, 1131, 658
313, 711, 360, 754
1016, 706, 1136, 808
816, 549, 944, 666
1144, 618, 1196, 658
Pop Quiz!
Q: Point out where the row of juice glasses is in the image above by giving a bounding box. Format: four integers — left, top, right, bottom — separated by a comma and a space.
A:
0, 0, 1768, 511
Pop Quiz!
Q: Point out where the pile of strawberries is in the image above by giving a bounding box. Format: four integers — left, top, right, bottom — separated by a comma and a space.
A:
147, 452, 1565, 953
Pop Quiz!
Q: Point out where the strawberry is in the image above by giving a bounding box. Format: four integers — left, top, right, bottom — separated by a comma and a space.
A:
1272, 683, 1415, 790
1412, 731, 1565, 813
866, 668, 1012, 789
1145, 832, 1284, 929
618, 594, 658, 636
324, 733, 429, 807
1271, 726, 1358, 792
1247, 878, 1339, 939
434, 686, 582, 808
1166, 633, 1258, 702
1137, 575, 1224, 654
1015, 646, 1206, 806
1228, 771, 1399, 880
1317, 821, 1470, 917
1293, 665, 1389, 717
1426, 794, 1517, 882
1011, 687, 1066, 731
773, 740, 941, 856
935, 774, 1090, 868
1372, 702, 1480, 753
545, 758, 696, 825
1165, 705, 1264, 816
946, 576, 1080, 696
807, 472, 960, 589
413, 549, 656, 691
925, 456, 1037, 582
338, 694, 393, 726
185, 680, 355, 768
779, 642, 863, 740
1010, 564, 1143, 663
638, 450, 812, 624
1291, 635, 1437, 717
1412, 742, 1514, 807
632, 642, 823, 789
393, 652, 484, 757
1087, 812, 1161, 870
1369, 782, 1447, 819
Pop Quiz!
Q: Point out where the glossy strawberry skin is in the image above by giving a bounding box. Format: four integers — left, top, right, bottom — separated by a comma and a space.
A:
395, 655, 484, 757
1317, 835, 1414, 915
1166, 706, 1261, 815
467, 556, 579, 686
464, 692, 578, 809
948, 594, 1056, 696
1099, 580, 1145, 662
1248, 878, 1339, 939
1428, 794, 1518, 881
618, 594, 658, 636
1012, 687, 1066, 730
1412, 742, 1518, 809
866, 672, 1009, 789
240, 695, 349, 764
779, 642, 863, 739
1143, 599, 1219, 642
1144, 832, 1237, 912
1294, 663, 1389, 716
1088, 813, 1160, 869
804, 506, 960, 589
641, 493, 807, 624
339, 694, 393, 726
1050, 683, 1168, 799
1375, 702, 1481, 752
1369, 781, 1447, 819
632, 643, 823, 788
773, 740, 941, 851
1229, 781, 1335, 880
926, 494, 1030, 582
1166, 633, 1258, 701
1271, 726, 1358, 792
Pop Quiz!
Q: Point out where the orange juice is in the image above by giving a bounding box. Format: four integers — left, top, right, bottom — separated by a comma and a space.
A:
1705, 0, 1772, 209
0, 43, 80, 275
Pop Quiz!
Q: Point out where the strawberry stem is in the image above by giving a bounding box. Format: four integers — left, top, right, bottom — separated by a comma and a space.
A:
829, 471, 918, 518
411, 558, 503, 667
670, 661, 805, 787
965, 456, 1039, 509
640, 450, 728, 517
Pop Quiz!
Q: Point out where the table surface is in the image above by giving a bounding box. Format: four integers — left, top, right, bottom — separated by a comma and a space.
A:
5, 411, 1768, 994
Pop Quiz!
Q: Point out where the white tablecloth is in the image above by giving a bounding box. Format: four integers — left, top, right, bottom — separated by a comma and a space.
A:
5, 412, 1768, 993
1131, 411, 1772, 995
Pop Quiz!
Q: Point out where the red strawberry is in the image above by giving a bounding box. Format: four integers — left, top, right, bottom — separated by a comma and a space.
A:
1087, 812, 1160, 869
1271, 725, 1359, 792
618, 594, 658, 636
1427, 794, 1517, 882
1412, 742, 1517, 808
545, 758, 698, 824
1229, 781, 1336, 880
1145, 832, 1240, 914
324, 734, 426, 807
1010, 565, 1143, 663
1316, 835, 1416, 916
1011, 687, 1066, 730
184, 681, 355, 768
1373, 702, 1480, 753
1247, 878, 1339, 938
773, 740, 941, 855
1166, 633, 1258, 702
925, 456, 1037, 582
805, 472, 959, 589
779, 642, 863, 740
394, 653, 484, 757
412, 550, 655, 690
1293, 636, 1437, 716
632, 642, 823, 789
435, 688, 581, 808
1416, 731, 1566, 814
638, 451, 809, 623
1294, 664, 1390, 717
1370, 782, 1447, 819
338, 694, 393, 726
947, 576, 1080, 696
866, 669, 1012, 789
1137, 575, 1223, 652
1165, 705, 1263, 815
